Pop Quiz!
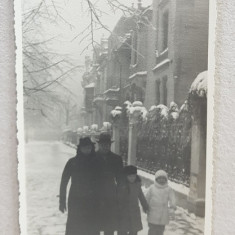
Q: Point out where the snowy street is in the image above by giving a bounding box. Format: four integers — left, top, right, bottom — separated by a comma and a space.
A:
25, 141, 204, 235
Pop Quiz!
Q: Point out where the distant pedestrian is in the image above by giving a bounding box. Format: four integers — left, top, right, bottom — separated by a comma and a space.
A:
117, 165, 149, 235
59, 137, 98, 235
145, 170, 176, 235
95, 132, 123, 235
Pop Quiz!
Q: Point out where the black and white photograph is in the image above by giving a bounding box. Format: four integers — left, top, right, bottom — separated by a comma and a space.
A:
21, 0, 211, 234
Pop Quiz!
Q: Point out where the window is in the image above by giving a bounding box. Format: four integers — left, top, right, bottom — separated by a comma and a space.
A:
162, 76, 168, 105
156, 80, 161, 105
162, 11, 169, 51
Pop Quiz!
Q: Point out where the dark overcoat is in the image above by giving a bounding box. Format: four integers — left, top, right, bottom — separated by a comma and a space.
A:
59, 150, 98, 235
95, 150, 123, 231
117, 176, 149, 233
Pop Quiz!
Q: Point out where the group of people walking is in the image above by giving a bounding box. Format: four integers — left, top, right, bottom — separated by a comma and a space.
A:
59, 133, 176, 235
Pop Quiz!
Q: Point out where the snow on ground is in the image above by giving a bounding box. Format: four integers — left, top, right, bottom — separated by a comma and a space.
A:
140, 206, 204, 235
25, 141, 75, 235
25, 141, 204, 235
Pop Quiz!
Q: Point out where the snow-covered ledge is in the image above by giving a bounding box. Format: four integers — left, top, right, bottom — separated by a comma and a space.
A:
129, 71, 147, 79
152, 59, 170, 71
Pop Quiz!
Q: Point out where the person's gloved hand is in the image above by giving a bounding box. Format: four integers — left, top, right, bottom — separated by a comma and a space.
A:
59, 200, 66, 213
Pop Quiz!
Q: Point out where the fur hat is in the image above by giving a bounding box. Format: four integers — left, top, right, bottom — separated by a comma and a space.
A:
97, 133, 113, 144
155, 170, 168, 180
123, 165, 137, 175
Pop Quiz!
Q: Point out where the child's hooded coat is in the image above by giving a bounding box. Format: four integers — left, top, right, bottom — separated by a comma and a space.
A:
117, 175, 148, 232
145, 170, 176, 225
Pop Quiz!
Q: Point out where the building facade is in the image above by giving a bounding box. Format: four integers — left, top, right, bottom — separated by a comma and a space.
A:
123, 4, 152, 104
145, 0, 209, 108
82, 15, 137, 127
81, 0, 209, 125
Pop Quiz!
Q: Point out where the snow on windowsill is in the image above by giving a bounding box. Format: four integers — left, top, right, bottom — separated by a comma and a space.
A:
160, 48, 169, 56
103, 87, 120, 94
152, 59, 170, 71
129, 71, 147, 79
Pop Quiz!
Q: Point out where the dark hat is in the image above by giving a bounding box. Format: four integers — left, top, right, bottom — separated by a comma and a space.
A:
78, 137, 95, 147
123, 165, 137, 175
97, 133, 113, 144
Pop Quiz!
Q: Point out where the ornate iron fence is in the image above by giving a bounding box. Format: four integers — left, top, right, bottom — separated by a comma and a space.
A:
135, 102, 192, 186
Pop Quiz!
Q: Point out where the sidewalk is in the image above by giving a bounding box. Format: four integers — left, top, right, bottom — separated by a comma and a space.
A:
25, 141, 204, 235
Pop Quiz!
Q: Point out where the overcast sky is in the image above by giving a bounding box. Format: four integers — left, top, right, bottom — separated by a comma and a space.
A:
23, 0, 152, 64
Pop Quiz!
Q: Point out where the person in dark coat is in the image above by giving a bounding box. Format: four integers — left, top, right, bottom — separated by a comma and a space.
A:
117, 165, 149, 235
59, 137, 98, 235
95, 132, 124, 235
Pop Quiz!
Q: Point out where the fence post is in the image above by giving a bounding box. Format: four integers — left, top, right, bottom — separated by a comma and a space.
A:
110, 107, 122, 155
188, 98, 207, 217
128, 121, 138, 165
111, 122, 120, 154
127, 102, 144, 165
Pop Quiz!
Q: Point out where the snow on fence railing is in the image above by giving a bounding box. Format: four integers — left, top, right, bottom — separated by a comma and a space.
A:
136, 101, 192, 186
62, 101, 192, 186
118, 100, 192, 187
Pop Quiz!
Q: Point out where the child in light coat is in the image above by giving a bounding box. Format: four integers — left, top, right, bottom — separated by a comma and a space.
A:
145, 170, 176, 235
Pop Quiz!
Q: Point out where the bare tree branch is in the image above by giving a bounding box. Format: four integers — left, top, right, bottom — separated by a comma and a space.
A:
23, 0, 152, 128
